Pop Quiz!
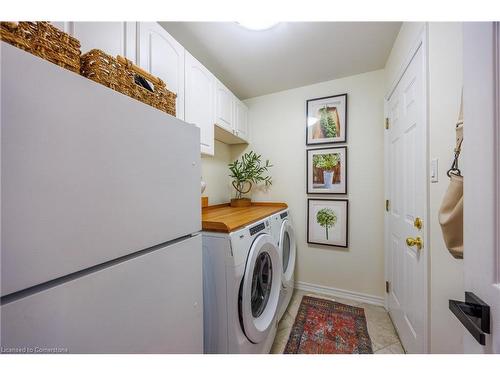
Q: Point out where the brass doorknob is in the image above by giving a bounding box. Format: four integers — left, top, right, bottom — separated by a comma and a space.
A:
406, 236, 423, 250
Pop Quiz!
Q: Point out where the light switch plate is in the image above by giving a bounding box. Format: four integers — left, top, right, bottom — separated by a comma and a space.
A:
431, 158, 439, 183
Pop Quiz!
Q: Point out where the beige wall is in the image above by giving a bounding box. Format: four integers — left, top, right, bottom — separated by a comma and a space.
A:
385, 22, 464, 353
238, 70, 386, 299
201, 140, 232, 205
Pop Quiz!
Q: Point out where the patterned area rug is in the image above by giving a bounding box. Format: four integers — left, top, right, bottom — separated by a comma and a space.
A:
284, 296, 373, 354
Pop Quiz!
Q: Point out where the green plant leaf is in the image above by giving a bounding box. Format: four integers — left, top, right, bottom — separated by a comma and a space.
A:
313, 153, 340, 171
316, 208, 337, 240
319, 107, 337, 138
228, 151, 273, 199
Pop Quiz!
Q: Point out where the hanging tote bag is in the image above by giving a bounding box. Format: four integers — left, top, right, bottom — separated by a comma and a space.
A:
438, 94, 464, 259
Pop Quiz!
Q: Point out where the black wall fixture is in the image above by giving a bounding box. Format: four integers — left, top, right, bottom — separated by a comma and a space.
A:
449, 292, 490, 345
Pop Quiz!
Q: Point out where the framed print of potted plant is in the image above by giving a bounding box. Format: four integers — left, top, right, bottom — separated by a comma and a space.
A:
307, 199, 348, 248
307, 146, 347, 194
306, 93, 347, 145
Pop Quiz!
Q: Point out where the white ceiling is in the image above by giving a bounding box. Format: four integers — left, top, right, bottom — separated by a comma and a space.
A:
160, 22, 401, 100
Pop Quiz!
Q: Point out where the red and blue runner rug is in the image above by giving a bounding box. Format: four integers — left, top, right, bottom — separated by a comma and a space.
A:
284, 295, 373, 354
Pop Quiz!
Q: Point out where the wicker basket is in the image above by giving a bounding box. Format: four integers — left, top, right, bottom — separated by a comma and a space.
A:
80, 49, 176, 117
0, 22, 81, 73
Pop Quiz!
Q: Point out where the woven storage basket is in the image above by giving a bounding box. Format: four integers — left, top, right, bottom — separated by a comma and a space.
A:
0, 22, 81, 73
80, 49, 176, 117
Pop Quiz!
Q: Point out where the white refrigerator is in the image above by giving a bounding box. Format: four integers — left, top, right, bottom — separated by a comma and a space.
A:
0, 42, 203, 353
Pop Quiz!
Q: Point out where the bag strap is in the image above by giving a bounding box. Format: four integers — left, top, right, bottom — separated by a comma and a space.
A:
447, 91, 464, 177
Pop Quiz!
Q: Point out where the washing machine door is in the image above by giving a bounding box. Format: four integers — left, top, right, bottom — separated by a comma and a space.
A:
240, 233, 281, 344
279, 219, 296, 288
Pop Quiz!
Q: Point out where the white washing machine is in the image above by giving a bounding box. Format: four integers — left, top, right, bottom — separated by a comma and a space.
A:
270, 209, 296, 322
202, 216, 282, 353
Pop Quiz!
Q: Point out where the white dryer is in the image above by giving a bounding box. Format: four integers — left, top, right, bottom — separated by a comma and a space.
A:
271, 209, 296, 322
202, 217, 282, 353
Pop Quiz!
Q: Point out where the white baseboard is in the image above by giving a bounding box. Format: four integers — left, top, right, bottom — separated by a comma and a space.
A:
295, 281, 385, 307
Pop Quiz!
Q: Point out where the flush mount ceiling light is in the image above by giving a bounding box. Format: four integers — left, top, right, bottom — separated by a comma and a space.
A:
236, 21, 279, 31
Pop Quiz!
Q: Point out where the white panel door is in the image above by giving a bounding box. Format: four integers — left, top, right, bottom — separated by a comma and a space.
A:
72, 22, 136, 61
1, 235, 203, 354
463, 22, 500, 353
215, 80, 233, 132
138, 22, 185, 120
185, 51, 215, 155
386, 43, 427, 353
234, 99, 249, 141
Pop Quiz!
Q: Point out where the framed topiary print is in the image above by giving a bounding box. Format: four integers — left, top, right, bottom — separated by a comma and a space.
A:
307, 199, 348, 248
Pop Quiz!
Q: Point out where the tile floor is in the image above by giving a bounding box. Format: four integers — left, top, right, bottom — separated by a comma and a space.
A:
271, 289, 405, 354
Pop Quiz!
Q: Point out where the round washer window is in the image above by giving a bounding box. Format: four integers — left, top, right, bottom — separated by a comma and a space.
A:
251, 252, 273, 318
282, 231, 291, 272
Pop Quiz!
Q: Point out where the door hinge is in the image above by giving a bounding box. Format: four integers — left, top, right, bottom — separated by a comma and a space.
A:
385, 199, 390, 212
386, 281, 390, 294
385, 118, 389, 130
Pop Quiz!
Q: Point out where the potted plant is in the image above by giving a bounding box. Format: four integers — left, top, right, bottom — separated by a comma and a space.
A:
228, 151, 273, 207
316, 208, 337, 240
313, 153, 339, 188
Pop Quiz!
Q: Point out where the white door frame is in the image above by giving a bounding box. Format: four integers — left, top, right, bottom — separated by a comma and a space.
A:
384, 25, 430, 353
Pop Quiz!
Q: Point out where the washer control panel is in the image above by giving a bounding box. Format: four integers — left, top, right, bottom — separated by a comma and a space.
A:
249, 220, 269, 236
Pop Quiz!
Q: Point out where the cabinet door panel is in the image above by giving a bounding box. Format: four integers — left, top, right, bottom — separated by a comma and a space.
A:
185, 52, 215, 155
235, 99, 248, 141
72, 22, 136, 61
215, 80, 233, 131
139, 22, 185, 120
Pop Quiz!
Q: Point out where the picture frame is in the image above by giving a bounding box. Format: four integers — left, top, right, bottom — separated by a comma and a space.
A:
306, 93, 347, 145
307, 199, 349, 248
307, 146, 347, 194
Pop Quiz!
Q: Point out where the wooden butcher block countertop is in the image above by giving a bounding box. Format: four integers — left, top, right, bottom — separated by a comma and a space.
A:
202, 202, 288, 233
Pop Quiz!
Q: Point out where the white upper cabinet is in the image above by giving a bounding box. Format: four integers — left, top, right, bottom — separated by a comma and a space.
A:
234, 99, 249, 142
51, 22, 136, 61
185, 51, 215, 156
215, 80, 233, 132
50, 22, 250, 150
138, 22, 185, 120
214, 80, 248, 145
72, 22, 137, 62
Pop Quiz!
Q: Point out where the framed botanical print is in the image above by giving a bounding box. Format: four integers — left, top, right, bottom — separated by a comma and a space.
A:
306, 93, 347, 145
307, 146, 347, 194
307, 199, 349, 248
